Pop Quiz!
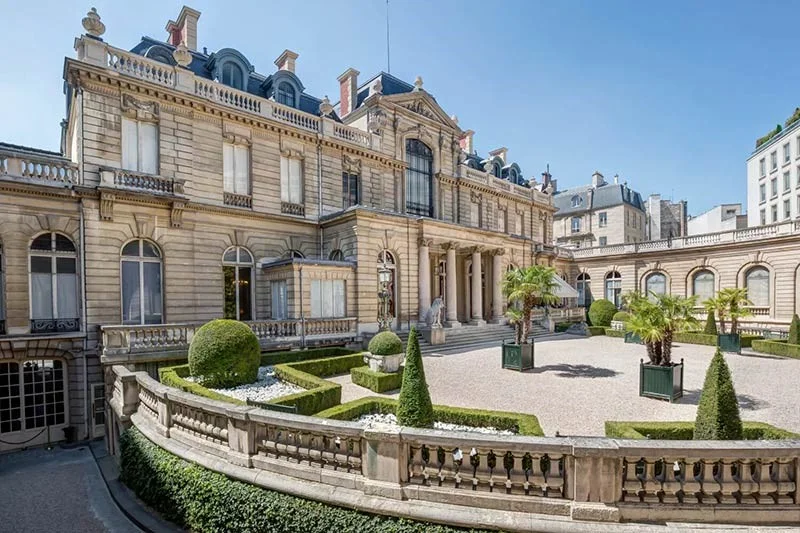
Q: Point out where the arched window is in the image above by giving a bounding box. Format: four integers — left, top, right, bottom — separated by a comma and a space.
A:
30, 233, 79, 333
605, 271, 622, 308
276, 82, 296, 107
221, 62, 244, 89
577, 273, 592, 308
328, 249, 345, 262
284, 249, 305, 259
692, 270, 715, 303
645, 272, 667, 298
0, 358, 67, 436
121, 239, 163, 325
508, 168, 519, 184
378, 251, 397, 320
571, 195, 582, 208
492, 162, 502, 178
405, 139, 433, 217
745, 266, 770, 308
223, 246, 253, 321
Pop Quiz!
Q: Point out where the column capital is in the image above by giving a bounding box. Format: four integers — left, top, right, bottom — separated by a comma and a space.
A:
418, 237, 433, 248
442, 241, 459, 251
465, 246, 485, 255
490, 248, 506, 257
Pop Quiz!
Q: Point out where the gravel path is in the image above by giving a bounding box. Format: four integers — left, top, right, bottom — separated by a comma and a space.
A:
333, 335, 800, 437
206, 366, 304, 403
356, 413, 515, 435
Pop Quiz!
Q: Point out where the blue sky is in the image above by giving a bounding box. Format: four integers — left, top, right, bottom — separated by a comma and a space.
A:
1, 0, 798, 215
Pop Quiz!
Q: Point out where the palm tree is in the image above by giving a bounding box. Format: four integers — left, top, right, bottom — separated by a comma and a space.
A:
657, 294, 699, 364
704, 296, 728, 334
626, 294, 665, 365
502, 265, 560, 344
717, 288, 751, 336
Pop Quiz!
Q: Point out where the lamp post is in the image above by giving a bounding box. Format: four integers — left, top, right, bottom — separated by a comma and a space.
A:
377, 263, 391, 331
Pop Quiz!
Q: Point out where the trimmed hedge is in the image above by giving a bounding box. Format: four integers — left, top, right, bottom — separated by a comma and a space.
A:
367, 331, 403, 355
396, 328, 434, 428
588, 326, 606, 336
261, 347, 355, 366
316, 397, 544, 436
673, 332, 716, 346
188, 319, 260, 388
605, 420, 798, 440
588, 299, 617, 327
789, 314, 800, 345
604, 328, 625, 338
703, 310, 717, 335
554, 322, 571, 333
159, 364, 246, 405
120, 427, 488, 533
694, 349, 742, 440
350, 366, 403, 393
751, 339, 800, 359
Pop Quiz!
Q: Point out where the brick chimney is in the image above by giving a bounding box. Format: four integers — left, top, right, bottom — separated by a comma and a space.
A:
459, 130, 475, 153
166, 6, 201, 51
591, 171, 605, 188
337, 68, 360, 118
274, 49, 299, 73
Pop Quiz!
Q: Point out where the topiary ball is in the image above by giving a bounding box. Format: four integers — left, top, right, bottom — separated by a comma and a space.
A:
589, 299, 618, 327
368, 331, 404, 355
188, 319, 260, 388
612, 311, 631, 323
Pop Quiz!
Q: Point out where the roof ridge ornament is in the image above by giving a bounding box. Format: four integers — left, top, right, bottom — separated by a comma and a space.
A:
319, 96, 334, 117
413, 75, 423, 91
82, 7, 105, 38
172, 44, 192, 68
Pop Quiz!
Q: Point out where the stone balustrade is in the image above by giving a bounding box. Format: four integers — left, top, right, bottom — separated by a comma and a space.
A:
223, 191, 253, 208
100, 317, 358, 362
0, 150, 81, 186
108, 366, 800, 528
107, 47, 175, 88
100, 167, 185, 196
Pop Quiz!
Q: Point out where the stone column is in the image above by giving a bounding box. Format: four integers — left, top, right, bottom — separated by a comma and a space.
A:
444, 243, 460, 327
470, 247, 485, 325
491, 249, 505, 323
418, 238, 431, 325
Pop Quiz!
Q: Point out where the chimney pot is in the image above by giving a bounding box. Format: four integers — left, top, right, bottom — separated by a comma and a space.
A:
337, 68, 360, 118
274, 49, 299, 73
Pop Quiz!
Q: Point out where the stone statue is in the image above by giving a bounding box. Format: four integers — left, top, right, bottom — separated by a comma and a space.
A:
427, 297, 445, 328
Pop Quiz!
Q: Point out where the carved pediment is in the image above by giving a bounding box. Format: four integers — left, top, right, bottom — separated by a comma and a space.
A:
383, 92, 458, 130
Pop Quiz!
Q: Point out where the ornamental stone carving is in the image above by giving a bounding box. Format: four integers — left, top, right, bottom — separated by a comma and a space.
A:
82, 7, 105, 37
222, 132, 251, 146
401, 101, 436, 120
172, 44, 192, 68
99, 192, 114, 221
319, 96, 334, 117
121, 94, 159, 121
170, 201, 185, 228
343, 154, 361, 173
367, 108, 387, 134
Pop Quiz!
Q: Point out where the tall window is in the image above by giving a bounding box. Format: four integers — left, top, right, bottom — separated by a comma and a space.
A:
784, 143, 791, 164
221, 62, 244, 89
645, 272, 667, 298
605, 271, 622, 308
0, 359, 66, 435
745, 266, 770, 308
784, 199, 791, 219
784, 171, 791, 192
121, 117, 158, 174
497, 209, 507, 232
471, 201, 482, 228
121, 239, 163, 325
0, 242, 4, 335
771, 151, 778, 171
405, 139, 433, 217
759, 158, 766, 177
342, 171, 359, 208
760, 209, 766, 225
271, 280, 287, 319
759, 183, 766, 203
223, 247, 253, 321
692, 270, 715, 303
571, 216, 581, 233
576, 273, 592, 307
771, 177, 778, 197
223, 142, 250, 195
599, 237, 607, 246
280, 156, 303, 206
311, 279, 345, 318
571, 195, 581, 208
771, 204, 778, 222
29, 233, 79, 333
598, 212, 607, 227
276, 82, 295, 107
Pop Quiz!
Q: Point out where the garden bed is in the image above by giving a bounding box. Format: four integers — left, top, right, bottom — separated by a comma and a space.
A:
605, 420, 799, 440
186, 366, 304, 403
315, 397, 543, 436
350, 365, 403, 393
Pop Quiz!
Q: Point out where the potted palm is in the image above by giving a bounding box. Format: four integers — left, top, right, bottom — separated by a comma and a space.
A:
501, 265, 559, 371
706, 288, 751, 354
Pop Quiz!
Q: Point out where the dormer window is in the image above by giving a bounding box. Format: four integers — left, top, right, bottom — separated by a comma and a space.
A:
222, 62, 244, 90
492, 162, 502, 178
571, 195, 582, 207
276, 82, 296, 107
509, 168, 518, 183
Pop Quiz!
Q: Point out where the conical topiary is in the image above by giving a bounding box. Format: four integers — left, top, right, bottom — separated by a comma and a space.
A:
788, 314, 800, 346
693, 349, 742, 440
703, 309, 718, 336
395, 327, 434, 428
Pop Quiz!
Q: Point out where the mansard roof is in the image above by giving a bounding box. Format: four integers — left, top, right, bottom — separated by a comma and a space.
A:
0, 142, 65, 159
355, 72, 417, 108
553, 182, 645, 216
128, 37, 340, 120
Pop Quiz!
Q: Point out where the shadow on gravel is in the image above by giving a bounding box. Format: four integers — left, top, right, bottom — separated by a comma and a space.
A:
680, 389, 770, 410
528, 363, 619, 379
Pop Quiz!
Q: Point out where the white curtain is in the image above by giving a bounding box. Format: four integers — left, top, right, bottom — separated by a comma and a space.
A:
281, 157, 302, 204
746, 268, 770, 307
271, 280, 287, 319
646, 274, 666, 297
333, 280, 345, 317
121, 261, 140, 324
310, 280, 346, 318
121, 117, 138, 171
56, 273, 78, 319
139, 122, 158, 174
31, 273, 53, 319
693, 272, 714, 302
143, 262, 162, 324
234, 145, 249, 194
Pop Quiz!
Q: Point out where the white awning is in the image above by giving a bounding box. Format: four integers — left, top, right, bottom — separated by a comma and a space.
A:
552, 274, 579, 298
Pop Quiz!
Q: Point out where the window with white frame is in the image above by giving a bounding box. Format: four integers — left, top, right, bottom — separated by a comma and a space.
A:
29, 233, 79, 333
223, 141, 250, 196
0, 359, 66, 435
604, 271, 622, 308
760, 209, 766, 225
771, 177, 778, 197
784, 143, 791, 164
599, 236, 607, 246
771, 151, 778, 171
222, 247, 253, 321
759, 158, 766, 177
759, 183, 766, 203
784, 199, 791, 219
221, 62, 244, 90
270, 280, 287, 319
771, 204, 778, 223
576, 273, 592, 307
598, 212, 607, 227
692, 270, 715, 302
121, 117, 158, 174
797, 166, 800, 187
784, 171, 791, 192
121, 239, 163, 325
745, 266, 769, 308
645, 272, 667, 298
310, 279, 345, 318
91, 383, 105, 438
571, 195, 581, 207
571, 216, 581, 233
280, 155, 303, 205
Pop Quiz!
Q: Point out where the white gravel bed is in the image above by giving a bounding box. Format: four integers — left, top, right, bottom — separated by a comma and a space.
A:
188, 366, 304, 403
355, 413, 516, 436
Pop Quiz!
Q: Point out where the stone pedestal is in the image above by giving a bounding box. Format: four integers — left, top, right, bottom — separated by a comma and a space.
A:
423, 326, 446, 345
364, 352, 404, 373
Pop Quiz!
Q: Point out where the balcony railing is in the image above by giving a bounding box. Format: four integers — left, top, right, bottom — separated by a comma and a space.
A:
281, 202, 305, 216
100, 317, 358, 361
223, 192, 252, 208
30, 318, 80, 334
100, 167, 184, 196
0, 150, 81, 187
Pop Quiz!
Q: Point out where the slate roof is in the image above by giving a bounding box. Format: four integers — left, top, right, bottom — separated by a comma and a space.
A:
553, 183, 645, 216
354, 71, 416, 108
0, 142, 65, 159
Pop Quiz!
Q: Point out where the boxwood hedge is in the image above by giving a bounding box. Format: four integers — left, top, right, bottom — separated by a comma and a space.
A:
350, 366, 404, 393
587, 326, 606, 336
751, 339, 800, 359
316, 396, 544, 436
120, 427, 488, 533
604, 328, 625, 338
605, 420, 798, 440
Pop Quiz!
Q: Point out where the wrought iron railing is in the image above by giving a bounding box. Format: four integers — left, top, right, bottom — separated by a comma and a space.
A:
30, 318, 80, 334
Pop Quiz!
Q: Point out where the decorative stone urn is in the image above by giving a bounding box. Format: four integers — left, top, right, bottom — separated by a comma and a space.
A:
363, 351, 404, 373
364, 330, 405, 373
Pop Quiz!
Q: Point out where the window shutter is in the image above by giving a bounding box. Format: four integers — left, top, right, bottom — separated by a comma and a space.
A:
121, 118, 138, 171
234, 145, 249, 194
223, 143, 234, 192
280, 157, 289, 203
139, 122, 158, 174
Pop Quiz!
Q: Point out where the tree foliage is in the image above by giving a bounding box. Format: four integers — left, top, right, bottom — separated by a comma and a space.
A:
395, 327, 434, 428
788, 314, 800, 346
502, 265, 560, 344
693, 349, 743, 440
626, 292, 698, 366
703, 309, 718, 336
188, 319, 260, 387
588, 299, 617, 327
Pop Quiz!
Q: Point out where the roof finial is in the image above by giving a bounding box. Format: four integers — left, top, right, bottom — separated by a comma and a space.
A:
319, 96, 334, 117
413, 76, 423, 91
173, 44, 192, 68
372, 77, 383, 95
82, 7, 106, 38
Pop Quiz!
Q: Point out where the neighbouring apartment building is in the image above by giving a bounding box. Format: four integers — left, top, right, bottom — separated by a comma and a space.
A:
746, 107, 800, 227
687, 203, 746, 235
644, 194, 687, 240
552, 171, 646, 248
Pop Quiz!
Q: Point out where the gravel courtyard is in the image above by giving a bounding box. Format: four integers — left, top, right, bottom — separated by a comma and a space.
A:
329, 335, 800, 437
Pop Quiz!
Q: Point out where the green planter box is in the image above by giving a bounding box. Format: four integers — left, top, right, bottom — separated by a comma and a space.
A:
624, 332, 642, 344
501, 341, 534, 371
717, 333, 741, 354
639, 359, 684, 402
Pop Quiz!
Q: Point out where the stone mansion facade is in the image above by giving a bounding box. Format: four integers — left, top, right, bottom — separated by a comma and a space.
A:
1, 6, 800, 452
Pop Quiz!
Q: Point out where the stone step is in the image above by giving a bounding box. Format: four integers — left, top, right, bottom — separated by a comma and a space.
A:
393, 324, 551, 355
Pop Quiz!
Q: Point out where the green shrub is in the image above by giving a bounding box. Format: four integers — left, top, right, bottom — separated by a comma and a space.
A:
316, 397, 543, 436
188, 319, 260, 388
604, 328, 625, 338
367, 331, 403, 355
554, 322, 570, 333
703, 310, 717, 336
605, 421, 798, 440
395, 328, 434, 428
673, 331, 716, 346
739, 335, 762, 348
588, 326, 606, 336
350, 366, 403, 393
751, 339, 800, 359
694, 349, 743, 440
261, 347, 355, 366
789, 314, 800, 345
612, 311, 630, 323
588, 299, 617, 327
120, 428, 490, 533
159, 365, 246, 405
